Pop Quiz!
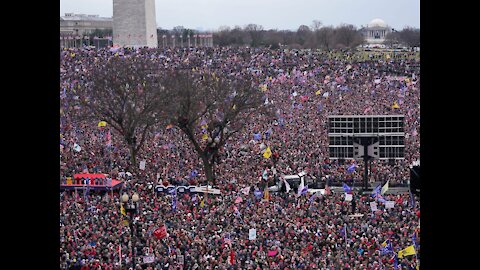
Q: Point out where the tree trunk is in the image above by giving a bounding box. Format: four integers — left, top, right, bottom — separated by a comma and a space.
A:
129, 144, 137, 170
201, 154, 215, 185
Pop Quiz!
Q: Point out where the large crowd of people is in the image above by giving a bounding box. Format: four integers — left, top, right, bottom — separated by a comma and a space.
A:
60, 46, 420, 269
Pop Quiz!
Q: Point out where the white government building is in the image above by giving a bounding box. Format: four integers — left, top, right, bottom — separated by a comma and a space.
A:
60, 13, 113, 36
361, 18, 392, 44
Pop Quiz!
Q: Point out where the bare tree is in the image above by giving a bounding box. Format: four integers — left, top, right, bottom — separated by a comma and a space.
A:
231, 26, 247, 46
310, 20, 323, 48
296, 25, 312, 47
385, 31, 401, 48
76, 55, 168, 169
263, 29, 282, 49
334, 24, 363, 48
245, 24, 264, 47
162, 71, 267, 184
317, 26, 335, 51
172, 26, 185, 36
399, 27, 420, 48
311, 20, 323, 32
213, 26, 232, 47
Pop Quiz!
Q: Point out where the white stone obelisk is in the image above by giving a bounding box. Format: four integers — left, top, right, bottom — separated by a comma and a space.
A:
113, 0, 158, 48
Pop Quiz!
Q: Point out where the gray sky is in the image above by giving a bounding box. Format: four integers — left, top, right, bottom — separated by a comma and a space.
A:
60, 0, 420, 31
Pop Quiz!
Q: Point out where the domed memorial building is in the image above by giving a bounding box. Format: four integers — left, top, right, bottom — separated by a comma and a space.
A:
361, 18, 392, 44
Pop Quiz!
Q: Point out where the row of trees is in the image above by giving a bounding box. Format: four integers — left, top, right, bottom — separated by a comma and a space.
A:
75, 56, 267, 183
213, 22, 366, 49
212, 22, 421, 49
384, 27, 421, 48
86, 22, 419, 49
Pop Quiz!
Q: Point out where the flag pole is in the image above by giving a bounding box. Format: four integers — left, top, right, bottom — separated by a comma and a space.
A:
74, 187, 78, 209
413, 232, 419, 269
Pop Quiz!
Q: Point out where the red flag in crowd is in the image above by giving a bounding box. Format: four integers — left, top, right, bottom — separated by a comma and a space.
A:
153, 225, 168, 240
229, 249, 235, 265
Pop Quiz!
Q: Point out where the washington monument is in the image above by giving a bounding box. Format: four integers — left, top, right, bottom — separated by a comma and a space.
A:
113, 0, 158, 48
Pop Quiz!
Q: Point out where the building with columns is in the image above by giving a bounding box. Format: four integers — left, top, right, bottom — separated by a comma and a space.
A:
361, 18, 392, 44
60, 13, 113, 48
60, 13, 112, 36
159, 33, 214, 48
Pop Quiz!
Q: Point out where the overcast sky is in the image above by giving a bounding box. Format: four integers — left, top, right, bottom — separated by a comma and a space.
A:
60, 0, 420, 31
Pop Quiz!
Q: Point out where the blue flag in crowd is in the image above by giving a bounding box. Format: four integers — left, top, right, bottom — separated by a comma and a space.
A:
342, 183, 352, 193
192, 194, 197, 204
308, 192, 317, 202
265, 129, 272, 140
301, 185, 309, 196
347, 164, 357, 174
377, 194, 386, 204
83, 186, 90, 201
371, 184, 381, 198
254, 189, 263, 198
224, 233, 232, 244
393, 254, 399, 269
253, 133, 262, 141
172, 197, 177, 212
190, 170, 198, 178
412, 232, 419, 250
170, 188, 177, 212
380, 240, 394, 255
409, 190, 415, 209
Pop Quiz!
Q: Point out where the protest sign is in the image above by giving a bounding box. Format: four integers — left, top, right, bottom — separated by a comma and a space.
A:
143, 256, 155, 264
249, 228, 257, 240
370, 202, 377, 212
153, 225, 168, 240
385, 201, 395, 209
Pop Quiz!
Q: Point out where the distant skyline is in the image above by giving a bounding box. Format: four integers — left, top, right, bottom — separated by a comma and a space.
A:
60, 0, 420, 31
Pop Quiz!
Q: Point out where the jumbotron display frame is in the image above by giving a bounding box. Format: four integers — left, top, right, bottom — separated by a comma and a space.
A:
327, 115, 405, 160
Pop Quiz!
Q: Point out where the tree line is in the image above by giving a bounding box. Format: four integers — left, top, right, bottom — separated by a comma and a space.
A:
158, 21, 419, 49
87, 21, 420, 49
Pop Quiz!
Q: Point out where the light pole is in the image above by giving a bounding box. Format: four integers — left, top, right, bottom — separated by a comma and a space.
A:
121, 192, 140, 269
